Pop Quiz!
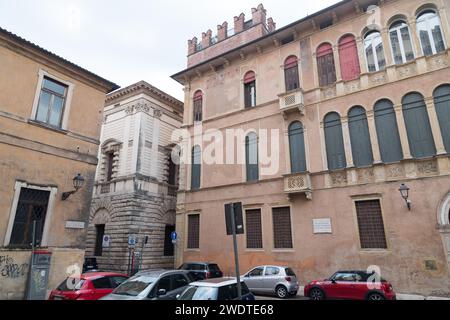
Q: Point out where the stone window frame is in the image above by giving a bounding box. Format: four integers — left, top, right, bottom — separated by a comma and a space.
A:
270, 204, 295, 252
30, 69, 75, 130
185, 213, 200, 251
3, 181, 58, 247
438, 192, 450, 227
243, 207, 264, 251
100, 140, 122, 182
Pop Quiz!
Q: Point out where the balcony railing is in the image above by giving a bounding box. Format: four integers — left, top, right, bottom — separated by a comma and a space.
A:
283, 172, 312, 199
279, 89, 304, 118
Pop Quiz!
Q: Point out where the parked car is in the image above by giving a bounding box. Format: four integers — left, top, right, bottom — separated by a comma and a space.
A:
48, 272, 128, 300
178, 262, 223, 281
100, 269, 194, 300
304, 270, 396, 300
177, 278, 255, 300
82, 257, 99, 273
242, 265, 299, 298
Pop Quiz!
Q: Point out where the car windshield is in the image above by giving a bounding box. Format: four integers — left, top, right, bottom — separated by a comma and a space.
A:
179, 286, 217, 300
285, 268, 296, 277
57, 278, 85, 291
113, 275, 156, 296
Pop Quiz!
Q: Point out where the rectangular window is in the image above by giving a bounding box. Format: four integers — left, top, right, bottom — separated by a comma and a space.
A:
355, 200, 387, 249
272, 207, 293, 249
317, 53, 336, 87
106, 152, 114, 181
284, 67, 300, 91
94, 224, 105, 256
245, 209, 263, 249
164, 225, 175, 256
35, 76, 68, 128
193, 99, 202, 122
187, 214, 200, 249
244, 81, 256, 108
9, 188, 50, 248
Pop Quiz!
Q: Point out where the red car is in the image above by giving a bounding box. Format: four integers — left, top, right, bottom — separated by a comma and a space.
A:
304, 270, 396, 300
49, 272, 129, 300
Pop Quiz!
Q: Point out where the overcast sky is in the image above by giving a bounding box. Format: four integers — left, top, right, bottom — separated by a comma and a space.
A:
0, 0, 340, 100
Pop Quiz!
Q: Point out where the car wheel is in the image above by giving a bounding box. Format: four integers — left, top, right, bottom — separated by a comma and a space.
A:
309, 288, 325, 300
276, 285, 288, 299
367, 292, 385, 301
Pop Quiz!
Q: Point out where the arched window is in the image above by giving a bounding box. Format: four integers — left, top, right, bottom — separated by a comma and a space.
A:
288, 121, 307, 173
434, 85, 450, 152
324, 112, 346, 170
364, 31, 386, 72
193, 90, 203, 122
389, 21, 415, 64
417, 11, 446, 56
245, 132, 259, 182
284, 56, 300, 91
338, 35, 361, 81
317, 43, 336, 87
244, 71, 256, 108
348, 106, 373, 167
374, 99, 403, 163
402, 93, 436, 158
191, 145, 201, 190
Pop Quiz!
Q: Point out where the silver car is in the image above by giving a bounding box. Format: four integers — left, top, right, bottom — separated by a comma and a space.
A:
100, 269, 193, 300
242, 265, 299, 298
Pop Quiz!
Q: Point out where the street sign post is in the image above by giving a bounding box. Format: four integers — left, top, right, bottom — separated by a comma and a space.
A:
225, 202, 243, 300
171, 231, 177, 244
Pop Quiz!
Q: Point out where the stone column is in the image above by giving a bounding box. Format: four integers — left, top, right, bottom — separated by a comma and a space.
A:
332, 45, 342, 81
311, 52, 319, 88
319, 122, 328, 171
394, 104, 413, 159
356, 36, 368, 73
438, 4, 450, 49
367, 110, 382, 163
380, 28, 394, 66
425, 97, 447, 155
408, 19, 423, 58
341, 116, 355, 168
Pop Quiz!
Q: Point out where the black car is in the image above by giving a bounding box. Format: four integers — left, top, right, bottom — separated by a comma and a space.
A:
178, 262, 223, 281
83, 257, 99, 273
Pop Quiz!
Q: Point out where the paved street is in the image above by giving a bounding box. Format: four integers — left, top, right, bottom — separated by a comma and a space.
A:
255, 294, 309, 301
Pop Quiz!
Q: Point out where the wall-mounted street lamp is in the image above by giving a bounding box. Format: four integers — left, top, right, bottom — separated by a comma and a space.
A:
62, 173, 85, 200
399, 183, 411, 210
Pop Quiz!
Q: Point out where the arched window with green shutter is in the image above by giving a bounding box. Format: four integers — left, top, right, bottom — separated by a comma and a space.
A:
434, 85, 450, 153
324, 112, 346, 170
191, 145, 201, 190
288, 121, 307, 173
348, 106, 373, 167
402, 92, 436, 158
374, 99, 403, 163
245, 132, 259, 182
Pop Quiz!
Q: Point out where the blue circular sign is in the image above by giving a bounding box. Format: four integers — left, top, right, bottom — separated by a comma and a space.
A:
170, 231, 177, 241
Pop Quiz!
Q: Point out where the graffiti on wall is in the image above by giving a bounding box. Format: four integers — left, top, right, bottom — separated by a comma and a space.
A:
0, 255, 29, 279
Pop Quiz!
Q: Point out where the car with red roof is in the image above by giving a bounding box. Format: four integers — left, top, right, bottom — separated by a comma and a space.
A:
48, 272, 129, 300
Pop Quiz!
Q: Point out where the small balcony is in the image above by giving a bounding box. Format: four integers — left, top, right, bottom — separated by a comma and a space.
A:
278, 89, 305, 119
283, 172, 312, 200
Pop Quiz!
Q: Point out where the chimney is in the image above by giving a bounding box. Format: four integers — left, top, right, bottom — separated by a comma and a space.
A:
188, 37, 197, 55
267, 17, 276, 32
217, 21, 228, 42
201, 29, 213, 49
251, 4, 267, 26
234, 13, 245, 33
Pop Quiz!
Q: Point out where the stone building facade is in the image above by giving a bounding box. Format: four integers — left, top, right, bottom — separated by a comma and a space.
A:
172, 0, 450, 295
0, 27, 118, 299
85, 81, 183, 273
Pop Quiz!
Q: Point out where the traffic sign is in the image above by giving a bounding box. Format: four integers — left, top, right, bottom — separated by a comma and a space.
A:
102, 235, 111, 248
128, 234, 137, 246
170, 231, 177, 241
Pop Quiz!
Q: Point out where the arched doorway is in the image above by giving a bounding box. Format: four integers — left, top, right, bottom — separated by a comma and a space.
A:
438, 193, 450, 271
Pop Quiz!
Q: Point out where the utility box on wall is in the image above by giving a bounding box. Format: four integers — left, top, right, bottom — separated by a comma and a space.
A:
26, 251, 52, 300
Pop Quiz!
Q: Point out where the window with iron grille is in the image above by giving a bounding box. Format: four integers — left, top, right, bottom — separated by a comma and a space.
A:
187, 214, 200, 249
94, 224, 105, 256
9, 187, 50, 248
272, 207, 293, 249
355, 200, 387, 249
35, 76, 68, 127
245, 209, 262, 249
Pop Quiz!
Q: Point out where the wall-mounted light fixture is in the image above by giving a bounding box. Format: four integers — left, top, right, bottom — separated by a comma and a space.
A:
62, 173, 85, 200
399, 183, 411, 210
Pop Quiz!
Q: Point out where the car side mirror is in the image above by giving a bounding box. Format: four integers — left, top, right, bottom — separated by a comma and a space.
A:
157, 289, 167, 296
245, 274, 249, 278
331, 279, 336, 284
176, 294, 181, 300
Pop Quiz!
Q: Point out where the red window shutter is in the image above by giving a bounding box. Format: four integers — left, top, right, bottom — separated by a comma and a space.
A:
317, 43, 336, 86
339, 35, 361, 81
